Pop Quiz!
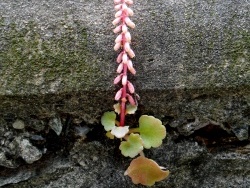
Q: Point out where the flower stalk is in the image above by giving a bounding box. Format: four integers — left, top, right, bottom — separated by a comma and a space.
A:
113, 0, 136, 127
101, 1, 170, 185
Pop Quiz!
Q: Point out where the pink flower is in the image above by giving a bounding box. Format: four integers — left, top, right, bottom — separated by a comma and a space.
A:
115, 10, 123, 18
122, 25, 128, 32
115, 34, 123, 43
122, 75, 127, 85
127, 49, 135, 58
127, 81, 135, 93
114, 42, 121, 51
116, 52, 123, 63
125, 0, 133, 5
112, 17, 121, 25
114, 0, 121, 4
126, 94, 136, 105
113, 25, 121, 33
127, 8, 134, 16
124, 42, 131, 52
124, 17, 135, 28
122, 3, 128, 11
122, 53, 128, 63
116, 63, 124, 73
114, 74, 122, 84
115, 88, 123, 101
125, 32, 131, 42
127, 60, 136, 74
115, 4, 122, 11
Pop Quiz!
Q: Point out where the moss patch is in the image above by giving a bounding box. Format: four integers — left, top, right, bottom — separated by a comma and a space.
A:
0, 17, 106, 95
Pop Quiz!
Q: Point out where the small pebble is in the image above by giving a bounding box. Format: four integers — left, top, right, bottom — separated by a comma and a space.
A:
12, 120, 25, 130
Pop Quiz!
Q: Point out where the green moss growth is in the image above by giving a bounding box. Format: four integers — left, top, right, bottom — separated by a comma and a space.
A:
0, 17, 104, 95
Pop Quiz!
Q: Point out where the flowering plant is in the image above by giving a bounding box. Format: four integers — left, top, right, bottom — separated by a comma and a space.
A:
101, 0, 170, 186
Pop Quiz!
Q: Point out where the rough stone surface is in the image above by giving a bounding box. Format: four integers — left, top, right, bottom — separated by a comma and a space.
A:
0, 0, 249, 187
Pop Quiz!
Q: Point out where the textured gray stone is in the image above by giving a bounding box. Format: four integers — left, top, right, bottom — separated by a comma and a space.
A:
0, 0, 249, 187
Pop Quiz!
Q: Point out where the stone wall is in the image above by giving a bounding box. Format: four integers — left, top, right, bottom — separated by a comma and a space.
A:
0, 0, 249, 187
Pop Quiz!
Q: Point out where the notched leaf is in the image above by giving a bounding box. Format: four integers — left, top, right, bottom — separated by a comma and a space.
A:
126, 104, 137, 114
113, 103, 121, 114
111, 126, 129, 138
106, 131, 115, 139
119, 133, 143, 158
139, 115, 166, 149
125, 156, 170, 186
101, 111, 116, 131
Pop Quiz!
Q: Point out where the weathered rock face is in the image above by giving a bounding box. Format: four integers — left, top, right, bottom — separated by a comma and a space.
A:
0, 0, 249, 187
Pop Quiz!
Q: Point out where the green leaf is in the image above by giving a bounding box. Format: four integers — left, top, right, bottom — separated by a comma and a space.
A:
126, 104, 137, 114
106, 131, 115, 139
139, 115, 166, 149
125, 156, 170, 186
119, 133, 143, 158
113, 103, 120, 114
101, 111, 116, 131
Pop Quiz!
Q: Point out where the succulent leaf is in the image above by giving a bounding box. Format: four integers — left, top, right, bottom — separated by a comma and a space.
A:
126, 104, 137, 114
119, 133, 143, 158
124, 156, 170, 186
106, 131, 115, 139
101, 111, 116, 131
113, 103, 121, 114
111, 126, 129, 138
139, 115, 166, 149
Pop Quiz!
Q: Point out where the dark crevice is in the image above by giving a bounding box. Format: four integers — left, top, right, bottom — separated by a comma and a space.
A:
166, 123, 250, 151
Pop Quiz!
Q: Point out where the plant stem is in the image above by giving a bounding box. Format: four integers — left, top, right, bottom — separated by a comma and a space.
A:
139, 151, 145, 157
120, 61, 128, 127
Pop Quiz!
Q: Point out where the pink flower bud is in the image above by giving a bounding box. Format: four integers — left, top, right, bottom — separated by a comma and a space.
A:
114, 0, 122, 4
122, 75, 127, 85
114, 74, 122, 84
122, 3, 128, 11
116, 63, 123, 73
115, 10, 122, 18
127, 49, 135, 58
124, 32, 131, 42
114, 42, 121, 51
127, 8, 134, 16
115, 88, 123, 101
127, 81, 135, 93
128, 66, 136, 75
127, 59, 133, 68
122, 25, 128, 33
127, 94, 136, 105
113, 25, 121, 33
127, 60, 136, 74
115, 4, 122, 11
125, 0, 133, 5
122, 53, 128, 63
115, 34, 122, 43
124, 42, 131, 52
125, 17, 135, 28
116, 52, 123, 63
112, 17, 121, 25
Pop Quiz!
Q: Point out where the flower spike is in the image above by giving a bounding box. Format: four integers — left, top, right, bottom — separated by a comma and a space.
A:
113, 0, 136, 127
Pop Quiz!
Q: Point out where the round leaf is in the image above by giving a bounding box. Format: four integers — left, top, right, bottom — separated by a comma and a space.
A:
139, 115, 166, 149
119, 133, 143, 158
124, 156, 170, 186
101, 111, 116, 131
106, 131, 115, 139
126, 104, 137, 114
111, 126, 129, 138
113, 103, 120, 114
